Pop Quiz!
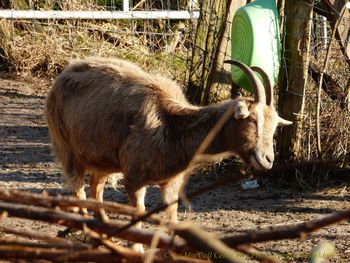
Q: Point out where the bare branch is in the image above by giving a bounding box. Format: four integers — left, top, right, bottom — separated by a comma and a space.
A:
0, 246, 125, 262
172, 222, 249, 263
82, 224, 145, 262
0, 238, 89, 250
0, 225, 89, 249
222, 208, 350, 246
0, 200, 186, 250
0, 190, 162, 225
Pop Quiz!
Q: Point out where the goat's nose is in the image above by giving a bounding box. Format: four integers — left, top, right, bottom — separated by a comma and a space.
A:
265, 153, 274, 165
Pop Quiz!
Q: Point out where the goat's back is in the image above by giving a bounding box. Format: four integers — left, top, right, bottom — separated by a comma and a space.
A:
44, 57, 187, 172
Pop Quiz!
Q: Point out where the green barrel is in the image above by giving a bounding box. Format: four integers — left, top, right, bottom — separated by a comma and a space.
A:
231, 0, 281, 92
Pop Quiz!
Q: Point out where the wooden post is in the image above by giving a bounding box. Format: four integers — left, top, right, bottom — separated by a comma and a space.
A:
278, 0, 314, 160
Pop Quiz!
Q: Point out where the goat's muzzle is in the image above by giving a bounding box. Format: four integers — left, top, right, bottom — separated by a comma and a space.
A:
250, 150, 274, 171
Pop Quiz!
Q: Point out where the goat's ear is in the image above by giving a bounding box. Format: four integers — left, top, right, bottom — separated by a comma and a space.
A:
278, 116, 293, 126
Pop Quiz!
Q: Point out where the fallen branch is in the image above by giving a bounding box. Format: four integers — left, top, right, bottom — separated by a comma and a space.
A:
0, 201, 186, 250
0, 238, 89, 250
0, 190, 162, 225
172, 223, 288, 263
0, 225, 89, 249
172, 223, 248, 263
82, 224, 144, 262
0, 246, 124, 262
222, 208, 350, 247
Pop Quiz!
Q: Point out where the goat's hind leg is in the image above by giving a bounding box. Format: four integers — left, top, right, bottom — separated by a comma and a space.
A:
57, 158, 87, 238
125, 182, 146, 253
63, 161, 86, 211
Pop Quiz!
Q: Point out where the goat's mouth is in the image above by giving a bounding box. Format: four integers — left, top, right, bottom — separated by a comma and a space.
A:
249, 153, 273, 171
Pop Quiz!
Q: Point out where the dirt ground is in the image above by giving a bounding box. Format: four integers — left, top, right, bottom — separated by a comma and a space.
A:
0, 76, 349, 262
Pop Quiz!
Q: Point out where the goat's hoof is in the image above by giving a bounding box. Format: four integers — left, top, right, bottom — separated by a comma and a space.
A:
96, 209, 109, 222
57, 228, 90, 243
57, 227, 75, 238
131, 243, 144, 253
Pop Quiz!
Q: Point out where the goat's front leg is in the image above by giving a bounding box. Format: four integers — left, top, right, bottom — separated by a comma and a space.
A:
160, 173, 187, 224
233, 99, 250, 119
125, 183, 146, 253
90, 172, 109, 220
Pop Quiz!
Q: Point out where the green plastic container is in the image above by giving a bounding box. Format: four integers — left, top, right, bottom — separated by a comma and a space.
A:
231, 0, 281, 92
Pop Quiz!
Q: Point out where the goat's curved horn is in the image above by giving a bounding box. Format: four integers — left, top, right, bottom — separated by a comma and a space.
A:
251, 66, 273, 106
224, 60, 266, 104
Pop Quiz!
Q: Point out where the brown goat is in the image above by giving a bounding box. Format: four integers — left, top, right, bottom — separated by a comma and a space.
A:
44, 57, 291, 251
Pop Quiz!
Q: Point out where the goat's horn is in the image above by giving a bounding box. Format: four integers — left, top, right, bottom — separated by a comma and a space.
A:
224, 60, 266, 104
251, 66, 273, 106
278, 116, 293, 126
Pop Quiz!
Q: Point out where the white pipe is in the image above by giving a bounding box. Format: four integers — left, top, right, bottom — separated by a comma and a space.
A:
0, 10, 200, 20
123, 0, 130, 12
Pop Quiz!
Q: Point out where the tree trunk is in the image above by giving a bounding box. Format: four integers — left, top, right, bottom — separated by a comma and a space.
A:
278, 0, 314, 160
186, 0, 246, 105
205, 0, 247, 104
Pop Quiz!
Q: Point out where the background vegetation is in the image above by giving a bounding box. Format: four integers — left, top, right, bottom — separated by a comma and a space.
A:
1, 0, 349, 169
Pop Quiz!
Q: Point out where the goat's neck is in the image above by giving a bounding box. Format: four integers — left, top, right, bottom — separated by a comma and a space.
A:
161, 101, 238, 162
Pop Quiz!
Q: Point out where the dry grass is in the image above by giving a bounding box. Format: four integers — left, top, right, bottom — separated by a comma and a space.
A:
0, 18, 189, 82
301, 40, 350, 164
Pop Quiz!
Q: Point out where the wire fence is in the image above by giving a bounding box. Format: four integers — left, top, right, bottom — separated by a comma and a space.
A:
0, 0, 349, 163
185, 0, 349, 162
0, 0, 199, 81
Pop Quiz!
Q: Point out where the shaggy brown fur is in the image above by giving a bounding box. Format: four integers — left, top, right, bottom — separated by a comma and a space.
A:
44, 57, 291, 251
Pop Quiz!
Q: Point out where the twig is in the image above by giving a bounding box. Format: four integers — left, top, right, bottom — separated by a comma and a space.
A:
0, 225, 89, 249
0, 238, 88, 250
144, 221, 168, 263
0, 201, 186, 250
192, 106, 236, 158
82, 224, 145, 262
0, 226, 204, 262
172, 222, 249, 263
222, 208, 350, 246
132, 0, 146, 10
0, 190, 162, 225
